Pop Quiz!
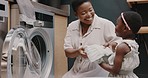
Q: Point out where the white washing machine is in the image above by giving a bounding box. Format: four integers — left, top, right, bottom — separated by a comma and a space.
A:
26, 26, 54, 78
2, 13, 54, 78
1, 1, 55, 77
2, 25, 54, 78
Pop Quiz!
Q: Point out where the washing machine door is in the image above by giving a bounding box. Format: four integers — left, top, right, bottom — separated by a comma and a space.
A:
2, 27, 53, 78
27, 27, 54, 78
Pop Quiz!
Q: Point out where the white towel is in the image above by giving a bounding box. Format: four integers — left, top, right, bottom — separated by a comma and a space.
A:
16, 0, 36, 25
84, 44, 113, 62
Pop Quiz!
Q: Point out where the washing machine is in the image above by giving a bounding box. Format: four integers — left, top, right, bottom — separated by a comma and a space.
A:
26, 26, 54, 78
2, 13, 54, 78
0, 0, 9, 78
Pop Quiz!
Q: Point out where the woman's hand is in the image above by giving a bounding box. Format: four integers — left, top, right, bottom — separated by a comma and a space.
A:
79, 48, 88, 58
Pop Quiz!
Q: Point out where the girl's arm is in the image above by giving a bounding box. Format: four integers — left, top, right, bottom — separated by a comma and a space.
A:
100, 43, 130, 75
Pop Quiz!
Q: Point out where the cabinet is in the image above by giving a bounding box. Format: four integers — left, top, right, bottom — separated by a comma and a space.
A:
127, 1, 148, 78
127, 0, 148, 33
127, 0, 148, 7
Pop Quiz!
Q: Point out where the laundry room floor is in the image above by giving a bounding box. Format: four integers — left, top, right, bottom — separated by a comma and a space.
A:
1, 60, 7, 78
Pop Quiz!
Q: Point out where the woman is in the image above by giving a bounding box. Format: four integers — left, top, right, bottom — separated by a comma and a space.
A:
63, 0, 121, 78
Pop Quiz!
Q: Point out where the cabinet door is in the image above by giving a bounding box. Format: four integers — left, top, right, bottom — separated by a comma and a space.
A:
136, 34, 148, 78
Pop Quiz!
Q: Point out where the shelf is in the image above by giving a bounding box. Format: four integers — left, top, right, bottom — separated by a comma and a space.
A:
32, 2, 70, 16
138, 26, 148, 34
127, 0, 148, 2
7, 0, 70, 16
127, 0, 148, 7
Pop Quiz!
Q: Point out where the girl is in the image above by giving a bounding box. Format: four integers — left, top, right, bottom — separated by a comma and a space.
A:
100, 11, 142, 78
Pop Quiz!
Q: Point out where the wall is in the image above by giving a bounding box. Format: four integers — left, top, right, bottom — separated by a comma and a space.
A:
54, 14, 68, 78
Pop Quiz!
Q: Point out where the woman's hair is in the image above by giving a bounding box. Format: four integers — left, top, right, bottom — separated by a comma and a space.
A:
121, 11, 142, 34
71, 0, 91, 12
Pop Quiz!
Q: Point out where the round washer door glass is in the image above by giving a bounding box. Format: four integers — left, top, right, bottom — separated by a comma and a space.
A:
2, 27, 41, 78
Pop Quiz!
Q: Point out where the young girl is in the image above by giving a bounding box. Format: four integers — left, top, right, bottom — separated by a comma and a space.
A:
99, 11, 142, 78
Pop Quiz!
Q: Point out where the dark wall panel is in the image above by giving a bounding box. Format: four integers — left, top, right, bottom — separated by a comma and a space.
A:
91, 0, 130, 24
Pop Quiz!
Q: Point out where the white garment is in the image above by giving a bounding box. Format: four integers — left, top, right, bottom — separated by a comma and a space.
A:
108, 40, 140, 78
85, 44, 112, 62
23, 65, 40, 78
63, 14, 122, 78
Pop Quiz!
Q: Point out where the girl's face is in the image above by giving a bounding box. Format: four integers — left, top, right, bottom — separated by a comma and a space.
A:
115, 16, 126, 37
75, 1, 95, 25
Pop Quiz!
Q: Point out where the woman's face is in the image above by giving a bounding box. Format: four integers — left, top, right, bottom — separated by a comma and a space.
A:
115, 16, 126, 37
75, 1, 95, 25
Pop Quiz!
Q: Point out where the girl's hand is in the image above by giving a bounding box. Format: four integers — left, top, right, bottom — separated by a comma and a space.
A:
103, 43, 110, 47
104, 42, 117, 52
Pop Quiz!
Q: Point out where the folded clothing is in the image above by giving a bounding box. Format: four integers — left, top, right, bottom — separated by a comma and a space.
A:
84, 44, 113, 62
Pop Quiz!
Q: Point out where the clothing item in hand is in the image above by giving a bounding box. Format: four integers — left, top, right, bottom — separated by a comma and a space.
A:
84, 44, 113, 62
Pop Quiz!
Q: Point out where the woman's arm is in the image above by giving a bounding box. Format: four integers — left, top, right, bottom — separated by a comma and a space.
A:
65, 48, 81, 58
65, 47, 87, 58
